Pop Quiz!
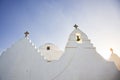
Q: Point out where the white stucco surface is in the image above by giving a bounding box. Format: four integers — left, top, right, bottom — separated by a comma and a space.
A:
109, 53, 120, 70
0, 28, 120, 80
39, 43, 63, 61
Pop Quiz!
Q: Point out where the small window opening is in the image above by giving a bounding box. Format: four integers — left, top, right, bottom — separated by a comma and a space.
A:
76, 36, 80, 41
47, 60, 52, 62
46, 46, 50, 50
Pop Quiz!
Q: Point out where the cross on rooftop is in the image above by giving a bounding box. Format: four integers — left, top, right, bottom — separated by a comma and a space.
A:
110, 48, 114, 54
24, 31, 29, 37
74, 24, 79, 29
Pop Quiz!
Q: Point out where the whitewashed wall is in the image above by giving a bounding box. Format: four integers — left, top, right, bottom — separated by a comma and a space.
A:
0, 28, 120, 80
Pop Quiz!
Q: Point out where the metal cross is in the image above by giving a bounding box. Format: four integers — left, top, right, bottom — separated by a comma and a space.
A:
74, 24, 78, 29
24, 31, 29, 37
110, 48, 113, 54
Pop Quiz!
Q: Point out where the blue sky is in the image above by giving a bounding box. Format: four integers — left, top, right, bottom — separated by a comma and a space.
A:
0, 0, 120, 59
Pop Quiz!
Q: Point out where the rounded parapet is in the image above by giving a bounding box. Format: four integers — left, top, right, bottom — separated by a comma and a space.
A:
39, 43, 63, 62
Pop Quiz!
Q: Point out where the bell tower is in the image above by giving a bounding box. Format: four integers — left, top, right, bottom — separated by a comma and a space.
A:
65, 24, 95, 50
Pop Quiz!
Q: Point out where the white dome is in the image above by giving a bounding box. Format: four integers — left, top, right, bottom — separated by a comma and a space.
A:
39, 43, 63, 61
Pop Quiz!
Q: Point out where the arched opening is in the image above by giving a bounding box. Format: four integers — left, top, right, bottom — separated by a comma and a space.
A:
76, 35, 80, 41
46, 46, 50, 50
75, 33, 82, 43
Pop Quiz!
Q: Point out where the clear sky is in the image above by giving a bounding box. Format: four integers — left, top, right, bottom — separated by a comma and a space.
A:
0, 0, 120, 59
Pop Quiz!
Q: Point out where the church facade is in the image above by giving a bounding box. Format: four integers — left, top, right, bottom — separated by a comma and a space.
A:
0, 25, 120, 80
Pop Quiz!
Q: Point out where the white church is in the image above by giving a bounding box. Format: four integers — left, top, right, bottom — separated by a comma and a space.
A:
0, 24, 120, 80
